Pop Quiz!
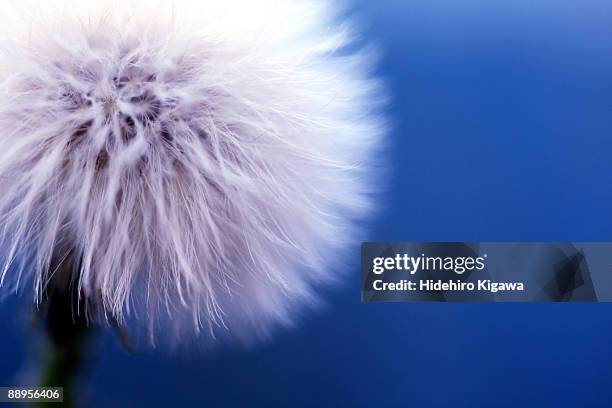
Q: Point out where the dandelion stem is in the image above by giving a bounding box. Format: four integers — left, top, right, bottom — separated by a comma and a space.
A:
37, 255, 91, 407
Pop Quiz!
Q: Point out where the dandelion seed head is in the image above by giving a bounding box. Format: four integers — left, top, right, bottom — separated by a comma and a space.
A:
0, 0, 386, 345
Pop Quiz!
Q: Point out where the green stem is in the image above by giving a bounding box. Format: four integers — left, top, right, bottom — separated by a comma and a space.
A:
36, 255, 91, 408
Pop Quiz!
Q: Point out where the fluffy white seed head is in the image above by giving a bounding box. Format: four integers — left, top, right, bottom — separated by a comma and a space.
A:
0, 0, 385, 345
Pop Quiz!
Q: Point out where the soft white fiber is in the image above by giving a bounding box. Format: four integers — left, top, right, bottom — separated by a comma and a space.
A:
0, 0, 385, 344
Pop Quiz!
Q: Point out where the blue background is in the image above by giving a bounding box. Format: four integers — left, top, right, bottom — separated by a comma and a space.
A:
4, 0, 612, 406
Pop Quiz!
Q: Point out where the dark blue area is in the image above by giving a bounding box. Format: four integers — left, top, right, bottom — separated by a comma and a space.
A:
3, 0, 612, 406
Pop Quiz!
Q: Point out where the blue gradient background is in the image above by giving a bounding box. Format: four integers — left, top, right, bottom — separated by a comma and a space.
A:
3, 0, 612, 406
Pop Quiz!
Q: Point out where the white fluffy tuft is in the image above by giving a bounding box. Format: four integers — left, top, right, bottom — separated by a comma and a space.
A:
0, 0, 385, 344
